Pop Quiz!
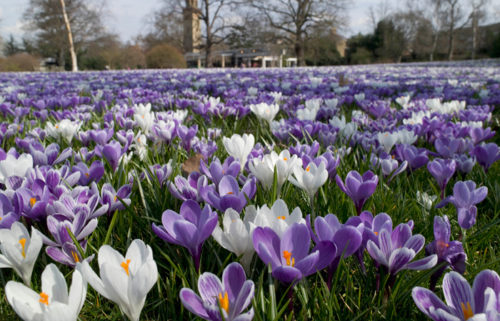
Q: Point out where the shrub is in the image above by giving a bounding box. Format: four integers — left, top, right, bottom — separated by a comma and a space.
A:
0, 53, 40, 71
146, 44, 186, 69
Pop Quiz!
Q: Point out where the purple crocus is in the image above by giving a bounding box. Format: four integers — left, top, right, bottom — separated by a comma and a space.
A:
100, 183, 132, 216
204, 175, 256, 213
394, 144, 429, 171
102, 140, 123, 172
200, 156, 241, 186
437, 180, 488, 229
252, 223, 335, 284
152, 200, 218, 271
169, 172, 211, 202
307, 214, 362, 288
412, 269, 500, 321
471, 143, 500, 172
336, 170, 378, 214
0, 192, 19, 228
180, 262, 254, 321
427, 158, 457, 199
73, 160, 105, 185
366, 222, 437, 276
426, 215, 466, 290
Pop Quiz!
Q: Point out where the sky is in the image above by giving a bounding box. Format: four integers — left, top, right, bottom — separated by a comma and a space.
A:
1, 0, 500, 44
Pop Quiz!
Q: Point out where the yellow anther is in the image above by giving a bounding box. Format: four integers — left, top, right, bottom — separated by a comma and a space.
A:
19, 238, 26, 258
39, 292, 49, 305
374, 231, 378, 236
277, 216, 286, 220
283, 250, 295, 267
121, 259, 131, 276
85, 173, 89, 178
218, 291, 229, 314
306, 166, 310, 172
461, 302, 474, 320
283, 157, 288, 161
227, 191, 234, 195
71, 251, 80, 263
30, 197, 37, 208
55, 125, 59, 129
114, 196, 118, 202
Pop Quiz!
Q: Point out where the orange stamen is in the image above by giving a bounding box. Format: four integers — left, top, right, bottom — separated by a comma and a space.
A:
461, 302, 474, 320
218, 292, 229, 314
121, 259, 131, 276
39, 292, 49, 305
19, 238, 26, 258
306, 166, 310, 172
30, 197, 37, 208
283, 250, 295, 267
72, 251, 80, 263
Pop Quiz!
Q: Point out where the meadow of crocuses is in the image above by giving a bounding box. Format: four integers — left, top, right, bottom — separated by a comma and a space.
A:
0, 60, 499, 321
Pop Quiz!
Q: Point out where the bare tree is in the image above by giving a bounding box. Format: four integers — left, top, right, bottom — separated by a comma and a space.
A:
368, 0, 392, 30
469, 0, 489, 59
23, 0, 106, 69
248, 0, 348, 66
442, 0, 468, 60
59, 0, 77, 71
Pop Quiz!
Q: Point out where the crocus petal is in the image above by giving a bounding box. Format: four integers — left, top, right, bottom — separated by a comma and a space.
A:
180, 288, 210, 319
472, 270, 500, 313
412, 286, 453, 320
443, 271, 474, 314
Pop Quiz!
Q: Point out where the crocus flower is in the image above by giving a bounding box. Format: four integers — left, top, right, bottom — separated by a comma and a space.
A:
289, 161, 328, 202
45, 119, 81, 143
307, 214, 362, 288
212, 208, 256, 270
200, 156, 240, 186
437, 180, 488, 229
394, 144, 429, 171
204, 175, 256, 213
5, 263, 87, 321
0, 222, 43, 285
0, 192, 19, 228
336, 170, 378, 214
377, 132, 398, 154
252, 223, 335, 284
102, 140, 123, 172
250, 102, 279, 126
180, 262, 254, 321
169, 172, 211, 202
100, 183, 132, 216
246, 199, 305, 237
412, 269, 500, 321
426, 215, 466, 290
152, 200, 218, 270
249, 150, 302, 194
427, 158, 457, 199
77, 239, 158, 321
0, 153, 33, 185
367, 222, 437, 276
222, 133, 255, 170
471, 143, 500, 172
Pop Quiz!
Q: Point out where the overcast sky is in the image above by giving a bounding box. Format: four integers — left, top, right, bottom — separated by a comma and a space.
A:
1, 0, 500, 43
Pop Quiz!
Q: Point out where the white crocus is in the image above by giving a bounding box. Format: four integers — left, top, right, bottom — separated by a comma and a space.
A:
45, 119, 81, 143
288, 161, 328, 201
133, 103, 155, 134
0, 222, 43, 286
377, 132, 398, 153
212, 208, 256, 270
222, 133, 255, 170
395, 129, 418, 145
5, 263, 86, 321
77, 239, 158, 321
250, 102, 279, 126
247, 199, 305, 237
0, 153, 33, 185
416, 191, 437, 211
249, 150, 302, 194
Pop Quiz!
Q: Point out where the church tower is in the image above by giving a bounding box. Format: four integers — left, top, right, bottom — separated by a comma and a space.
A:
183, 0, 201, 53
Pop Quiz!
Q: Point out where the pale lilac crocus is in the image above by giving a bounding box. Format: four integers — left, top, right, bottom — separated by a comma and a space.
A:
336, 170, 378, 215
427, 158, 457, 199
152, 200, 218, 270
412, 269, 500, 321
437, 180, 488, 229
252, 223, 335, 284
180, 262, 254, 321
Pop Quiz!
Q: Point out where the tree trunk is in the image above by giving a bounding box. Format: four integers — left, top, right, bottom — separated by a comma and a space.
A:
471, 11, 478, 60
430, 32, 439, 61
447, 25, 454, 61
59, 0, 78, 71
295, 34, 305, 66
